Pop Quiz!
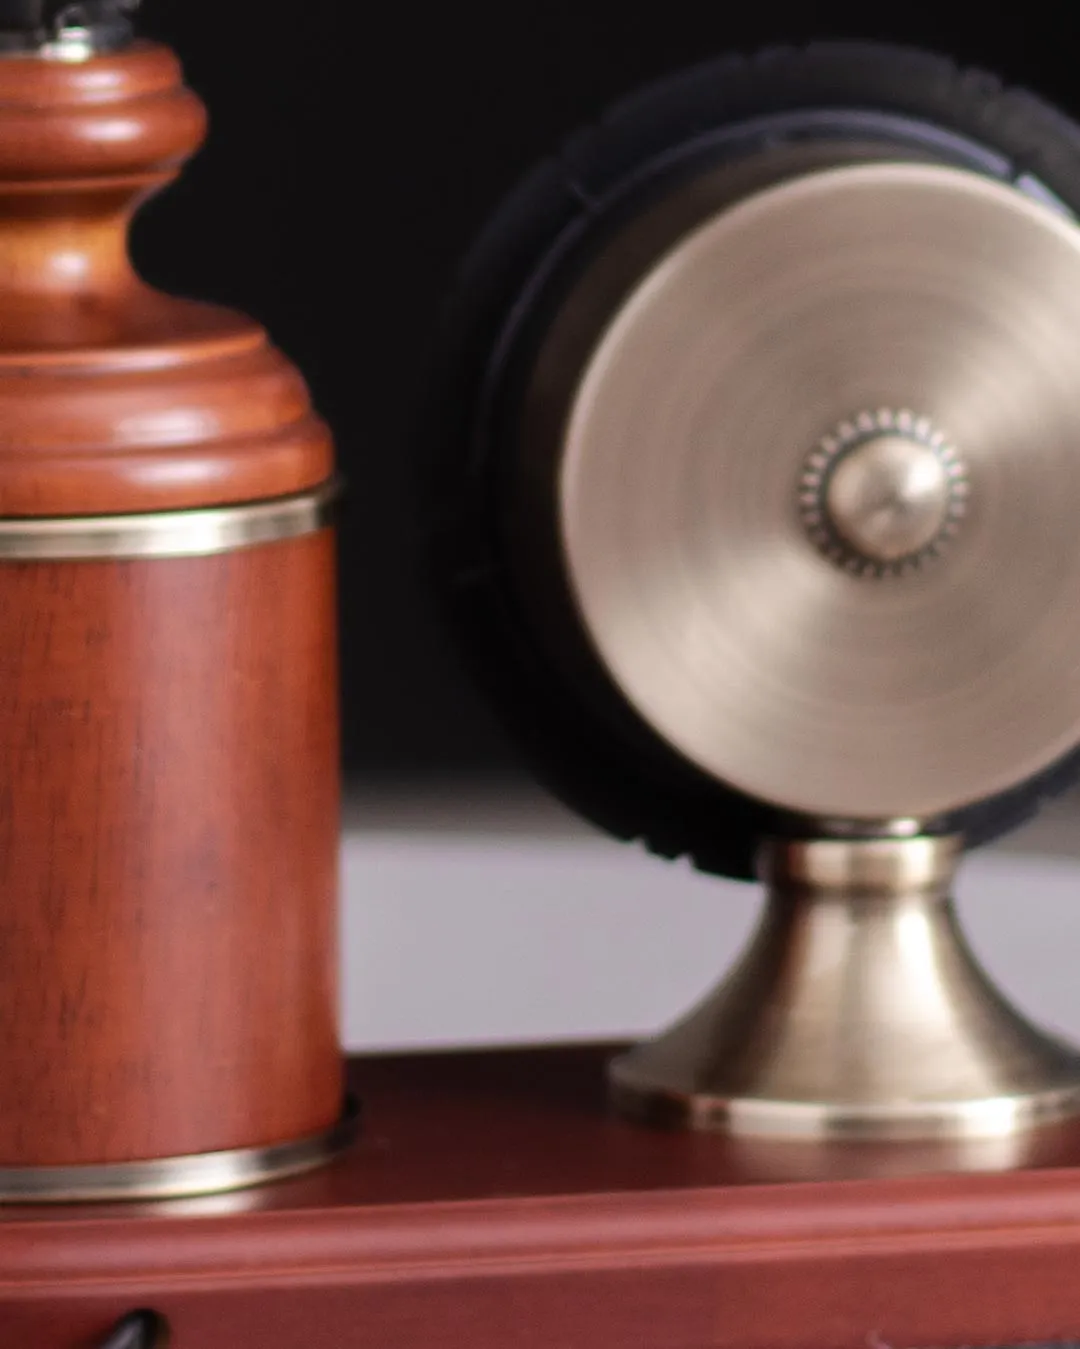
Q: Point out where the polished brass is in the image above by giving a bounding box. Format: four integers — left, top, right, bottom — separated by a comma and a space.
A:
825, 434, 950, 561
0, 1097, 360, 1203
0, 479, 341, 563
493, 146, 1080, 1145
610, 837, 1080, 1140
799, 408, 969, 576
552, 161, 1080, 822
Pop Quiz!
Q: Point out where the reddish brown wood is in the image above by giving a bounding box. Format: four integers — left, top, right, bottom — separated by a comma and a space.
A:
0, 531, 343, 1164
0, 43, 333, 515
0, 40, 343, 1167
5, 1047, 1080, 1347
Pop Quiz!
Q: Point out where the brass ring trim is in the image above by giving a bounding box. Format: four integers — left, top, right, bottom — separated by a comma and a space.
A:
0, 479, 341, 562
0, 1096, 360, 1204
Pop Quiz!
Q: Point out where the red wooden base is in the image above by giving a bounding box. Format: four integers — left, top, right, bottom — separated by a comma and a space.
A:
7, 1046, 1080, 1348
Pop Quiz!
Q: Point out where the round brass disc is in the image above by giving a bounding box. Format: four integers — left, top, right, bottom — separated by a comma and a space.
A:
560, 162, 1080, 821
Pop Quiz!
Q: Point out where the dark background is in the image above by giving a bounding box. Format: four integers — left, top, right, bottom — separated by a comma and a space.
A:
130, 0, 1073, 787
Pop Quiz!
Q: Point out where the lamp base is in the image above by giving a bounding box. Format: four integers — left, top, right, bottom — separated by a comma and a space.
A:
610, 836, 1080, 1143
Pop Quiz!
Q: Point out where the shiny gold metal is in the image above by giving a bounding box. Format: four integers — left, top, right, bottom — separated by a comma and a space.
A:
826, 434, 950, 560
799, 408, 969, 576
0, 1097, 360, 1204
545, 161, 1080, 822
0, 479, 341, 563
610, 837, 1080, 1140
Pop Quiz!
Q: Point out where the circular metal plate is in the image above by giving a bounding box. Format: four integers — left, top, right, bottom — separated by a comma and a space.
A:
558, 162, 1080, 821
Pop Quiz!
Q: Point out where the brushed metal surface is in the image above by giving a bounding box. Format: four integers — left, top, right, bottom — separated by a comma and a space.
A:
798, 407, 970, 576
822, 431, 952, 562
559, 162, 1080, 821
610, 837, 1080, 1142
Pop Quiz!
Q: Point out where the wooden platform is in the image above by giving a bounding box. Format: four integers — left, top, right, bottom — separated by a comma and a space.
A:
8, 1046, 1080, 1348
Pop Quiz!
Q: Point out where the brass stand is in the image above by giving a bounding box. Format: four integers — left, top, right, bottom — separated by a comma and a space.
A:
610, 836, 1080, 1141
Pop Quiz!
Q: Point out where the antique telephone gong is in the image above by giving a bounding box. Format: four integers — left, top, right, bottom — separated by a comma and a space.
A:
427, 43, 1080, 1143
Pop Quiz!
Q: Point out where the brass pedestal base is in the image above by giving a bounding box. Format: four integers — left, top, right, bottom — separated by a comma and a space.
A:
610, 837, 1080, 1143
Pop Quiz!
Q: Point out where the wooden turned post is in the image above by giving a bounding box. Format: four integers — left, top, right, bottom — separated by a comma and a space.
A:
0, 37, 350, 1198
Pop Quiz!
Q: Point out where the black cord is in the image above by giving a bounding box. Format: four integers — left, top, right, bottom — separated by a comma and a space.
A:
99, 1311, 167, 1349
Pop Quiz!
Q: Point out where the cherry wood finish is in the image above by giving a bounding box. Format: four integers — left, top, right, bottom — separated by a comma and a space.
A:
0, 41, 343, 1167
0, 43, 333, 516
4, 1046, 1080, 1347
0, 532, 343, 1164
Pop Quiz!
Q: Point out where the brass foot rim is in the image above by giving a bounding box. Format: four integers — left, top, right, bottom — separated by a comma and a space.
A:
0, 1095, 361, 1204
610, 1063, 1080, 1141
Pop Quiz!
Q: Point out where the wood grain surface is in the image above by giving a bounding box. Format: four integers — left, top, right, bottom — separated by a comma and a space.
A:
0, 36, 343, 1170
0, 531, 343, 1165
4, 1047, 1080, 1348
0, 42, 332, 516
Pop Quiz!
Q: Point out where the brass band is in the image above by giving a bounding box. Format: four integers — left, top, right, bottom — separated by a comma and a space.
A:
0, 1097, 360, 1203
0, 479, 341, 563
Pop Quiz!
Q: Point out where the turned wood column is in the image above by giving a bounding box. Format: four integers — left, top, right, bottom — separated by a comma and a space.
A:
0, 40, 346, 1182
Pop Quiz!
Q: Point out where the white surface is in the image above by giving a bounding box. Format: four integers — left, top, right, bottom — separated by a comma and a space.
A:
340, 799, 1080, 1052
